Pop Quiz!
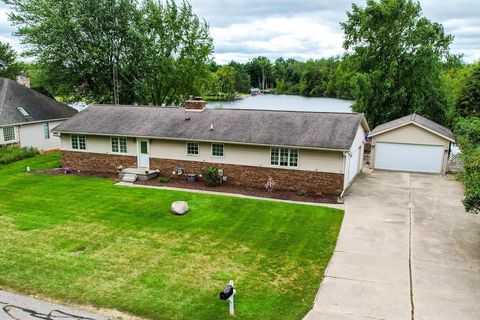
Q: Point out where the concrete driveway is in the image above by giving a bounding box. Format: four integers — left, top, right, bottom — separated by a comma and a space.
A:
305, 170, 480, 320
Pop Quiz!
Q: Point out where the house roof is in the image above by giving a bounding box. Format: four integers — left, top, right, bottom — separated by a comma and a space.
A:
53, 104, 369, 151
0, 78, 77, 126
370, 114, 455, 142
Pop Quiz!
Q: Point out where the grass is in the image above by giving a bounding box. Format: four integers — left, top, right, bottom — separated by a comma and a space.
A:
0, 153, 343, 319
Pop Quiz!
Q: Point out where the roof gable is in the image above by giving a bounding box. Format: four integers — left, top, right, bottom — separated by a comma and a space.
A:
0, 78, 77, 126
54, 105, 367, 151
370, 114, 454, 142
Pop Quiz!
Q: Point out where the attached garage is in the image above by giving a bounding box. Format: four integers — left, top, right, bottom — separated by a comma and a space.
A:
370, 114, 455, 174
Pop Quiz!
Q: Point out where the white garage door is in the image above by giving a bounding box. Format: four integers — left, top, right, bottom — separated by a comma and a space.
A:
348, 146, 361, 184
375, 142, 444, 173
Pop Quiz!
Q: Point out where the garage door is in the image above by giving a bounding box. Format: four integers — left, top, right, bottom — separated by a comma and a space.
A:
375, 142, 444, 173
348, 146, 361, 184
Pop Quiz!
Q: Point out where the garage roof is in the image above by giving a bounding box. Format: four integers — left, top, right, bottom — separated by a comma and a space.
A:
53, 105, 369, 150
370, 114, 454, 142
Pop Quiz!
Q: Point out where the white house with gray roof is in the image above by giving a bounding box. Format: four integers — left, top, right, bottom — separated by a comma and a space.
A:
53, 100, 369, 196
0, 78, 77, 150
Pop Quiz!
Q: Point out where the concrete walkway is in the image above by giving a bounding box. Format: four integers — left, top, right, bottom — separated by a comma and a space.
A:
115, 181, 345, 210
304, 171, 480, 320
0, 290, 106, 320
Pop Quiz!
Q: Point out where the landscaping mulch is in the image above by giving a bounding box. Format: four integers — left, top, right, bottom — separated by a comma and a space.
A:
136, 178, 340, 204
32, 168, 340, 204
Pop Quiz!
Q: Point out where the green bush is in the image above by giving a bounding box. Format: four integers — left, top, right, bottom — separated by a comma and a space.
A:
201, 166, 220, 187
455, 117, 480, 214
0, 146, 39, 164
297, 190, 306, 197
158, 176, 171, 184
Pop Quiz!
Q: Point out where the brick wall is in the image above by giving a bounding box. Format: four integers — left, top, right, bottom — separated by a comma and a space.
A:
62, 151, 137, 172
62, 151, 344, 196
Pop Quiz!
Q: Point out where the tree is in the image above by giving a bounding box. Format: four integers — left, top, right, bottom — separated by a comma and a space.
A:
341, 0, 453, 128
246, 56, 273, 90
456, 62, 480, 118
455, 117, 480, 214
0, 41, 19, 79
228, 61, 250, 93
216, 65, 236, 98
7, 0, 213, 105
137, 0, 213, 105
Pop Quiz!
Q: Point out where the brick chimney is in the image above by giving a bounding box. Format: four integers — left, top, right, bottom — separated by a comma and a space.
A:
184, 96, 206, 111
16, 75, 31, 88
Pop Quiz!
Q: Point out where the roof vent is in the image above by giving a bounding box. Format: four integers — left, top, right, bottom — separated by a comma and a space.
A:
210, 124, 213, 131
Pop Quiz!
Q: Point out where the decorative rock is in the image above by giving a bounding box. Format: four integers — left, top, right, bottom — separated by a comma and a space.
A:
171, 201, 189, 215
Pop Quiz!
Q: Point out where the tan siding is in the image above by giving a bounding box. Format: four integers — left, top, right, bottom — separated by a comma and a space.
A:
60, 134, 136, 156
19, 121, 64, 150
372, 124, 449, 147
60, 134, 345, 173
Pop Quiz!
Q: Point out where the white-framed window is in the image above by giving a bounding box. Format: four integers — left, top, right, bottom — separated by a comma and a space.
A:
271, 147, 298, 167
71, 135, 86, 150
111, 137, 127, 153
186, 141, 199, 155
43, 123, 50, 139
211, 143, 224, 157
2, 126, 15, 141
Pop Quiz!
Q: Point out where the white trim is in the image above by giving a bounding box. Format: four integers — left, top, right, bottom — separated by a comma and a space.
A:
370, 121, 455, 143
110, 136, 128, 154
71, 134, 87, 150
53, 131, 349, 152
0, 118, 71, 128
186, 141, 200, 156
269, 147, 299, 168
211, 143, 225, 158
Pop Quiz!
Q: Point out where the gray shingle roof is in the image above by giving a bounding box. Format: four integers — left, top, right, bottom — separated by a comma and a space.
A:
370, 114, 454, 141
0, 78, 77, 126
54, 104, 368, 150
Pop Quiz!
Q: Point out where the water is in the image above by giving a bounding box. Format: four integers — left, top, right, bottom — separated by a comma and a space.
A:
207, 94, 354, 113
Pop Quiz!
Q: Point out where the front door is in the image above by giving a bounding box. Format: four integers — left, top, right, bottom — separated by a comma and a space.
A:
137, 139, 150, 168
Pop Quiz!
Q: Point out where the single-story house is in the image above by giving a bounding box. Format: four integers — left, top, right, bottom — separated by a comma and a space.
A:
369, 114, 455, 174
53, 100, 370, 197
0, 78, 77, 150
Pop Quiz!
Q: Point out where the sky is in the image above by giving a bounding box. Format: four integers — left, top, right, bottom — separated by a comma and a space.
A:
0, 0, 479, 64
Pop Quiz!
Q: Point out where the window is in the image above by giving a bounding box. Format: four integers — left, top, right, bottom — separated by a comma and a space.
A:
112, 137, 127, 153
71, 135, 86, 150
270, 147, 299, 167
186, 141, 199, 155
2, 126, 15, 141
212, 143, 224, 157
43, 123, 50, 139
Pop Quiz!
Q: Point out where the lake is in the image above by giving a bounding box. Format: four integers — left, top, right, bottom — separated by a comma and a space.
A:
207, 94, 354, 113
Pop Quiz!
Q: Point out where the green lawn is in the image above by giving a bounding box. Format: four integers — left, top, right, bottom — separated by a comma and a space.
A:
0, 154, 343, 320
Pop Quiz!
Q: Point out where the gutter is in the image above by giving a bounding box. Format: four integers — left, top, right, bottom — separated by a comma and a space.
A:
0, 118, 71, 128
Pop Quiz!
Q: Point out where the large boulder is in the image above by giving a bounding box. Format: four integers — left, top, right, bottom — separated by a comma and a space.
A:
171, 201, 189, 215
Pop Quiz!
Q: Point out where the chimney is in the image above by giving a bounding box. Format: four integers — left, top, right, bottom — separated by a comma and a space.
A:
184, 96, 206, 111
16, 75, 31, 88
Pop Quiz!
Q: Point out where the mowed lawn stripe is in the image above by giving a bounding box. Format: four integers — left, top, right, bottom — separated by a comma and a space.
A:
0, 153, 343, 320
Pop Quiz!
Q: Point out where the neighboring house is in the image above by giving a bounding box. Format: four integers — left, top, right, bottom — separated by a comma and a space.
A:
369, 114, 455, 174
53, 100, 369, 197
0, 78, 77, 151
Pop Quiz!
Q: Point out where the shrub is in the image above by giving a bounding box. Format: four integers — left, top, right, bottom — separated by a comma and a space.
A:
0, 146, 39, 164
158, 176, 171, 184
297, 190, 306, 197
455, 117, 480, 214
201, 166, 220, 187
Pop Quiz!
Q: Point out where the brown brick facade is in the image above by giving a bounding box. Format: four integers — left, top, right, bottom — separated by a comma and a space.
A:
62, 151, 344, 196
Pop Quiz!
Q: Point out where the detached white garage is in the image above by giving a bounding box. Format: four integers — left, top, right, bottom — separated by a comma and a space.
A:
370, 114, 455, 174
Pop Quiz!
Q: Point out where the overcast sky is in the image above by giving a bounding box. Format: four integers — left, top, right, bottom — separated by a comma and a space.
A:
0, 0, 478, 63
